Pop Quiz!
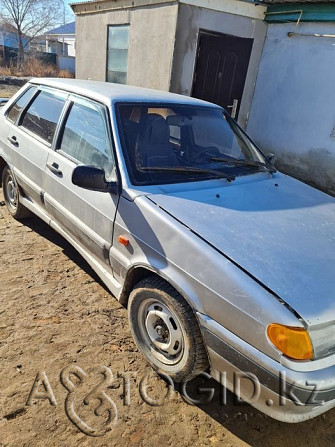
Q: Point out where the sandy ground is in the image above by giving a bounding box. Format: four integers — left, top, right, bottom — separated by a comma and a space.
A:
1, 191, 335, 447
1, 84, 335, 446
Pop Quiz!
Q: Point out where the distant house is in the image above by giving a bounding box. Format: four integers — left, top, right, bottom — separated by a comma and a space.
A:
29, 36, 47, 53
0, 25, 29, 63
0, 26, 29, 50
45, 22, 76, 57
44, 22, 75, 73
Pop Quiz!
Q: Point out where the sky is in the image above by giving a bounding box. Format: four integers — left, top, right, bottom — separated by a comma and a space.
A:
64, 0, 80, 21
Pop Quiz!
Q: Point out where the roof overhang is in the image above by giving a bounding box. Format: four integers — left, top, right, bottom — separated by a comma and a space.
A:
71, 0, 267, 20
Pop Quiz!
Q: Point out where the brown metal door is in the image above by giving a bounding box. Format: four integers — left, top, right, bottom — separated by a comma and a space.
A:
192, 31, 253, 119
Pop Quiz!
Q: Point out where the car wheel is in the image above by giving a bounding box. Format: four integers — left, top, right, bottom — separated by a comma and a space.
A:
128, 275, 209, 382
2, 166, 31, 219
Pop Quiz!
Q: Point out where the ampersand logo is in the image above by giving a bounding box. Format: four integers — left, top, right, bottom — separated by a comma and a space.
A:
60, 365, 118, 437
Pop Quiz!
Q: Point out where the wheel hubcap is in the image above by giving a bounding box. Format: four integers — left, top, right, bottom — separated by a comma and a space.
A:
6, 174, 18, 209
140, 301, 184, 365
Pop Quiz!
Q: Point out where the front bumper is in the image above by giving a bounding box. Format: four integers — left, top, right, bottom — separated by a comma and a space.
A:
197, 313, 335, 423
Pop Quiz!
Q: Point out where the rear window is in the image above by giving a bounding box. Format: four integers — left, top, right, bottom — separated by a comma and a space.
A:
6, 87, 37, 123
21, 91, 66, 144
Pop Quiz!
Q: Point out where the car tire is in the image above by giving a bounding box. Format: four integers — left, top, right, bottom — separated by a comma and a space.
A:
2, 166, 31, 219
128, 275, 209, 382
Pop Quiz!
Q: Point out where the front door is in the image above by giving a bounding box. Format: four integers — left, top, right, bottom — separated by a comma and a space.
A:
192, 31, 253, 119
43, 95, 118, 265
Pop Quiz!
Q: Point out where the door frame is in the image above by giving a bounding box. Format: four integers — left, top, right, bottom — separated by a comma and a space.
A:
191, 28, 253, 118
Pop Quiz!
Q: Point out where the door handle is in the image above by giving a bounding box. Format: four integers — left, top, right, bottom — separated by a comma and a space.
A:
227, 99, 238, 119
8, 135, 19, 147
47, 162, 63, 176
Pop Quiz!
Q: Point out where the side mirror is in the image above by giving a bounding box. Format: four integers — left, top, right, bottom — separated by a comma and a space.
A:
0, 98, 9, 108
72, 165, 117, 193
266, 153, 276, 164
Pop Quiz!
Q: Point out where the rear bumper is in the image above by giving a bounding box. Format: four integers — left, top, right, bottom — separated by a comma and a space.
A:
197, 313, 335, 422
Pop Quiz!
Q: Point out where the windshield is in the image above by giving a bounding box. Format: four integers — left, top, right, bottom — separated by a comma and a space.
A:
116, 103, 273, 185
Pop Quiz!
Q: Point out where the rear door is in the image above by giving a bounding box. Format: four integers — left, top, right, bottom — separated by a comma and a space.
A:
192, 31, 253, 120
4, 87, 67, 206
43, 95, 118, 264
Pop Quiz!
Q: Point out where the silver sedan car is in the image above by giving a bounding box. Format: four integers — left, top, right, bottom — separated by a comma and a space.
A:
0, 78, 334, 422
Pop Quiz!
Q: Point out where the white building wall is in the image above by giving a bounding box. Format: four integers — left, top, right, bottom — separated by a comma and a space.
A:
46, 36, 76, 56
62, 37, 75, 56
247, 22, 335, 195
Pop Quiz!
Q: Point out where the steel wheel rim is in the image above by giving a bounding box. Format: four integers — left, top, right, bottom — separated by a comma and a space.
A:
5, 171, 18, 211
138, 298, 185, 365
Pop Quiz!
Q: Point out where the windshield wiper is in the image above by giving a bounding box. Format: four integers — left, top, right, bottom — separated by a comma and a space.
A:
139, 166, 235, 182
210, 157, 276, 173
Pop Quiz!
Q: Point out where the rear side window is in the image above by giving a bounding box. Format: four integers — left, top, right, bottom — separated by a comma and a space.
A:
21, 90, 66, 144
6, 87, 37, 123
59, 101, 114, 178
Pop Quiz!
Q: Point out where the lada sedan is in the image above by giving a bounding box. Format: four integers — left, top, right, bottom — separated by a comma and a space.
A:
0, 78, 334, 422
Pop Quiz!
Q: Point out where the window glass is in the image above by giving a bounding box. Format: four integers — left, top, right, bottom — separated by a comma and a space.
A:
59, 101, 114, 178
107, 25, 129, 85
117, 103, 268, 186
191, 114, 236, 155
21, 91, 66, 144
6, 87, 37, 123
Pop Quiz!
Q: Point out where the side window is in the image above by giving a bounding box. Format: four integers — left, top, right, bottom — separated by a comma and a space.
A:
6, 87, 37, 123
59, 101, 114, 178
21, 91, 66, 144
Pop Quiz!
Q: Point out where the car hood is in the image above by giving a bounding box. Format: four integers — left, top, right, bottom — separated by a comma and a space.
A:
147, 174, 335, 327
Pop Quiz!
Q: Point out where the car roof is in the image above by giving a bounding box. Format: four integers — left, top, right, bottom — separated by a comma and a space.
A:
29, 78, 221, 109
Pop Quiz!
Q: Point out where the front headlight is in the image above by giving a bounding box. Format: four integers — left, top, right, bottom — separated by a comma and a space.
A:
268, 323, 335, 361
267, 323, 314, 360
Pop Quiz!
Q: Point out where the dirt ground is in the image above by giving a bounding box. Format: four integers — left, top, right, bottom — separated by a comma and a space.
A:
2, 191, 335, 447
0, 84, 21, 98
1, 84, 335, 446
